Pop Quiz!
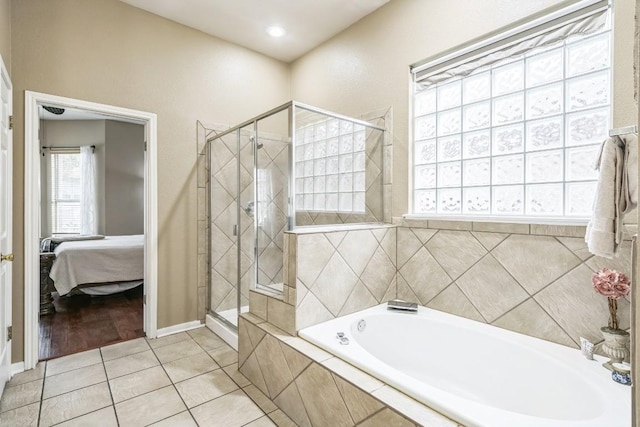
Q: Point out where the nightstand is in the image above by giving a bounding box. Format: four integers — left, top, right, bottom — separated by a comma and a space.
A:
40, 253, 56, 315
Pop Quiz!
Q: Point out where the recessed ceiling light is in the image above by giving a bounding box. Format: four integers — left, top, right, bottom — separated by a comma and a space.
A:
266, 26, 286, 38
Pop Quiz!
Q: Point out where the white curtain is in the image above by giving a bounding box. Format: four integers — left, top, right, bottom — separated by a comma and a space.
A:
80, 146, 98, 235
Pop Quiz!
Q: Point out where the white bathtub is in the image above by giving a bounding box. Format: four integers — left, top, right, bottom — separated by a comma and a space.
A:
299, 304, 631, 427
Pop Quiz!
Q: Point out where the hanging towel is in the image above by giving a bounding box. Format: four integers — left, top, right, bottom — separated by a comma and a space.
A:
585, 134, 638, 258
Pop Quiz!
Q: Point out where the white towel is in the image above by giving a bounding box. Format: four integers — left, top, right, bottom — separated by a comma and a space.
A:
585, 135, 638, 258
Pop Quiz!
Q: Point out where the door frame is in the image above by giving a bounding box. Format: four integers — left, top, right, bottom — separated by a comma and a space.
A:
23, 91, 158, 369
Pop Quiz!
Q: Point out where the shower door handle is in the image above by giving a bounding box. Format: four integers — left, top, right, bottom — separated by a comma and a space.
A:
233, 225, 238, 236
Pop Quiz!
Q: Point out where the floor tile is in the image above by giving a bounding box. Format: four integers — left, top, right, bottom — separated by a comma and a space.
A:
0, 379, 42, 412
55, 406, 118, 427
207, 345, 238, 367
109, 366, 171, 403
245, 414, 277, 426
243, 384, 277, 414
147, 332, 191, 349
175, 370, 238, 408
267, 409, 297, 427
153, 339, 204, 364
7, 363, 44, 388
190, 389, 265, 427
149, 410, 198, 426
101, 337, 150, 362
223, 363, 251, 387
162, 352, 219, 383
39, 382, 112, 427
45, 349, 102, 377
0, 401, 39, 427
188, 327, 227, 350
115, 385, 186, 427
43, 364, 106, 399
104, 350, 159, 379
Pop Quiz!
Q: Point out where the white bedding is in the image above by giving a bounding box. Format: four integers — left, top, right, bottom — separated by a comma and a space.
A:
49, 235, 144, 296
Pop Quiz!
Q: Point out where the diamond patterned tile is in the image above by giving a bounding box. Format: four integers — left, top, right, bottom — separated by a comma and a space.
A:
337, 230, 378, 276
585, 239, 633, 274
295, 364, 354, 426
456, 254, 529, 323
398, 247, 451, 304
273, 381, 312, 427
471, 231, 508, 251
535, 264, 630, 344
427, 284, 485, 323
339, 281, 379, 316
254, 335, 294, 398
360, 247, 396, 301
492, 235, 580, 294
396, 228, 423, 268
557, 237, 592, 261
296, 291, 334, 330
426, 231, 487, 280
332, 374, 383, 424
311, 253, 359, 316
296, 234, 335, 287
492, 299, 576, 347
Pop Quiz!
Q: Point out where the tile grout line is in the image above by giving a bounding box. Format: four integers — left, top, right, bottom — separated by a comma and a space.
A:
37, 361, 46, 427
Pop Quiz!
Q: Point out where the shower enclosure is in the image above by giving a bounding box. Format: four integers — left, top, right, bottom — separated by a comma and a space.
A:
205, 101, 386, 330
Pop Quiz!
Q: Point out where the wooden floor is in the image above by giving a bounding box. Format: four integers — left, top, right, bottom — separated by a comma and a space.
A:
38, 285, 144, 361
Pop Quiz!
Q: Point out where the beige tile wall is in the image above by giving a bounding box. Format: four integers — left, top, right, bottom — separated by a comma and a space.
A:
294, 225, 397, 330
397, 220, 633, 350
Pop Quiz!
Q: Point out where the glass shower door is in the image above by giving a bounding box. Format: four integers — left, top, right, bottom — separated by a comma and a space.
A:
209, 130, 240, 327
255, 107, 290, 293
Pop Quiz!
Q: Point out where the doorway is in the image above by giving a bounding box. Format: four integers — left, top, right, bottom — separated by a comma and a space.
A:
23, 92, 158, 370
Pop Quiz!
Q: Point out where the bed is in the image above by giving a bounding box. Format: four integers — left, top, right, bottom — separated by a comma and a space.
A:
43, 234, 144, 301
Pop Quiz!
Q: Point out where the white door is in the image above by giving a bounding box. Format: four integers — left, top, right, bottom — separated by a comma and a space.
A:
0, 54, 13, 396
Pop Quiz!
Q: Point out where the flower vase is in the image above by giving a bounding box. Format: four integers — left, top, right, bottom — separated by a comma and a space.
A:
601, 327, 629, 370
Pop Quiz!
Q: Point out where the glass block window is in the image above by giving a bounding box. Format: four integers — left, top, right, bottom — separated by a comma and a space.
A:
295, 118, 367, 213
412, 28, 611, 218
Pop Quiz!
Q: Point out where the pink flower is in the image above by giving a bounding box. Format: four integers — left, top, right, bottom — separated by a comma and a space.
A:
592, 268, 631, 300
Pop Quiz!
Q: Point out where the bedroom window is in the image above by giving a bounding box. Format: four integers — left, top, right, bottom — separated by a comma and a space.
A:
410, 0, 611, 220
50, 149, 82, 234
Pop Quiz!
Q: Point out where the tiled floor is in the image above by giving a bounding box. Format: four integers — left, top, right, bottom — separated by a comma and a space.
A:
0, 327, 295, 426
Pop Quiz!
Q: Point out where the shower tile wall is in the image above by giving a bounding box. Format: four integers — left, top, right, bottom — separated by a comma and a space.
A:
209, 131, 253, 317
288, 220, 632, 353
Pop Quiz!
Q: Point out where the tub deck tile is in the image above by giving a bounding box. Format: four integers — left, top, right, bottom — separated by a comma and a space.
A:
285, 338, 333, 363
372, 385, 458, 427
321, 358, 384, 393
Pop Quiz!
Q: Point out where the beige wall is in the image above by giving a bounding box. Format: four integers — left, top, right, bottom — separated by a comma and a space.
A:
11, 0, 290, 362
291, 0, 638, 217
104, 120, 144, 235
0, 0, 9, 74
40, 120, 107, 236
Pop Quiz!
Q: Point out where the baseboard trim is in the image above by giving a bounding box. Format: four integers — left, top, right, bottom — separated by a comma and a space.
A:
156, 320, 203, 338
206, 314, 238, 351
11, 362, 25, 376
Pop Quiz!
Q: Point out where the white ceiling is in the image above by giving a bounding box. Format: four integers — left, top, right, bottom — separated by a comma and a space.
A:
119, 0, 390, 63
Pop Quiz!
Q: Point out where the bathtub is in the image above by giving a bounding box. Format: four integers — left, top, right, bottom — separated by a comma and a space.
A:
299, 304, 630, 427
